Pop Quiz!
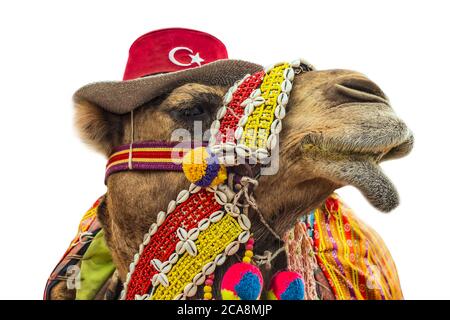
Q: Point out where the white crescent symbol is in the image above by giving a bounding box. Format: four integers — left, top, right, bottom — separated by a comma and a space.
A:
168, 47, 194, 67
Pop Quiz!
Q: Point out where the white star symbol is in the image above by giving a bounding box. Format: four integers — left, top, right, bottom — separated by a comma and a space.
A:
189, 52, 204, 66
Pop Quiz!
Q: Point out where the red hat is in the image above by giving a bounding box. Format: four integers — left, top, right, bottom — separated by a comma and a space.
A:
74, 28, 262, 114
123, 28, 229, 80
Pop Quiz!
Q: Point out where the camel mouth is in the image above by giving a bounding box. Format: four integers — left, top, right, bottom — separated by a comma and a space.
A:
301, 126, 413, 164
299, 124, 413, 213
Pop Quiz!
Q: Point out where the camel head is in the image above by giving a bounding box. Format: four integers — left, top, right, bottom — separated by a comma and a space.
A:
75, 68, 413, 279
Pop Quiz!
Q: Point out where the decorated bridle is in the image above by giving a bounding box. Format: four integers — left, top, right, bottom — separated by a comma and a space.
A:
105, 60, 315, 300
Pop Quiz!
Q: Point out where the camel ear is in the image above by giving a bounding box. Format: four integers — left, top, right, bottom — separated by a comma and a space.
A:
74, 99, 124, 156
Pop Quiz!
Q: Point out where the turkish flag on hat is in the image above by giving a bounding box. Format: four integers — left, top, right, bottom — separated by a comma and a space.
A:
123, 28, 229, 80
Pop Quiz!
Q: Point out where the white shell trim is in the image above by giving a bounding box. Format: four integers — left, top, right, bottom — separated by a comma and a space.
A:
207, 61, 308, 165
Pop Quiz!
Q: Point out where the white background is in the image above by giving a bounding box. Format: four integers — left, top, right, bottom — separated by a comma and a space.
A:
0, 0, 449, 300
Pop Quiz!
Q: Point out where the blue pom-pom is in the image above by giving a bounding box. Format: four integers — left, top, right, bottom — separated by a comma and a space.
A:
234, 272, 262, 300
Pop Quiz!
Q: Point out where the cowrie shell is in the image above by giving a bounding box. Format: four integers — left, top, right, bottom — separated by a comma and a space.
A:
210, 122, 220, 136
252, 96, 265, 106
160, 261, 172, 274
277, 92, 289, 106
238, 115, 249, 127
159, 274, 169, 287
167, 200, 177, 214
211, 119, 221, 131
250, 88, 261, 98
224, 203, 240, 217
156, 211, 166, 226
209, 144, 222, 154
264, 64, 274, 73
174, 293, 185, 300
169, 252, 178, 264
134, 253, 140, 264
255, 148, 269, 161
177, 227, 188, 240
214, 191, 228, 205
202, 262, 216, 275
271, 119, 282, 134
149, 223, 158, 236
238, 231, 251, 243
225, 241, 240, 256
129, 262, 135, 274
240, 98, 252, 107
184, 283, 198, 297
208, 134, 217, 146
236, 144, 251, 157
244, 104, 254, 115
217, 106, 227, 120
223, 91, 233, 104
138, 243, 144, 254
234, 126, 243, 140
126, 273, 131, 283
209, 210, 224, 223
143, 232, 151, 245
281, 80, 292, 93
176, 190, 190, 204
267, 134, 277, 150
218, 154, 236, 166
198, 218, 211, 231
238, 214, 251, 230
224, 142, 236, 152
176, 241, 185, 254
291, 59, 301, 68
193, 273, 206, 286
274, 105, 286, 119
284, 67, 295, 81
189, 183, 201, 193
187, 228, 200, 240
185, 240, 197, 256
214, 253, 226, 266
151, 259, 162, 270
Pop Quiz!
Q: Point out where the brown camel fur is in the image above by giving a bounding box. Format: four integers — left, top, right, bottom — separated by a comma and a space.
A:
52, 69, 413, 299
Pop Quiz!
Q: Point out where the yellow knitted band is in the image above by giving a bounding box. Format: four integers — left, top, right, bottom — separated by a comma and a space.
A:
241, 63, 290, 149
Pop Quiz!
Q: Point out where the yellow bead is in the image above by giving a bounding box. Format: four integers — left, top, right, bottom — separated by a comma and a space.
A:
204, 286, 212, 293
244, 250, 253, 258
243, 256, 251, 263
204, 292, 213, 300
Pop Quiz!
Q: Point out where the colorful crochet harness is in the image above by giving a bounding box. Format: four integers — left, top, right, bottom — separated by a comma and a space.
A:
110, 60, 312, 300
48, 59, 403, 300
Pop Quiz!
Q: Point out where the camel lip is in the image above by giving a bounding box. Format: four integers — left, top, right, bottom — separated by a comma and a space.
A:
301, 128, 414, 162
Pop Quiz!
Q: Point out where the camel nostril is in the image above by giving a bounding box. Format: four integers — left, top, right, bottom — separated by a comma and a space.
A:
334, 78, 389, 104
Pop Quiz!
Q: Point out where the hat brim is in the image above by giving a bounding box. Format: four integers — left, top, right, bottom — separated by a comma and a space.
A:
73, 59, 263, 114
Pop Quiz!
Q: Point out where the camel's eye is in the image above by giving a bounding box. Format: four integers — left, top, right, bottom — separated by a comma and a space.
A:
178, 105, 206, 118
170, 102, 211, 121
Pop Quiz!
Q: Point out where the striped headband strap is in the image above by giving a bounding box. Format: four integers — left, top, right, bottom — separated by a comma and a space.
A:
105, 141, 208, 181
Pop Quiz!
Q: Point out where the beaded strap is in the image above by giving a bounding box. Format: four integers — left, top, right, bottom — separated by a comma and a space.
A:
121, 184, 251, 300
209, 59, 312, 164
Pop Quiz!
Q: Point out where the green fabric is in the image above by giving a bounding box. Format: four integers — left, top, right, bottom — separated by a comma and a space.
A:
76, 229, 115, 300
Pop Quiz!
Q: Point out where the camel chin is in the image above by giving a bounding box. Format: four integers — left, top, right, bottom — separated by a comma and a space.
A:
334, 160, 400, 213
